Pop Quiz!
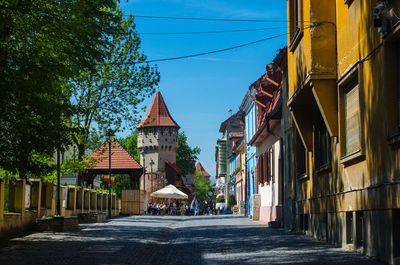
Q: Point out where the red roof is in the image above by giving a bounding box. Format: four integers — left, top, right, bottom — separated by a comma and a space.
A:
89, 139, 142, 170
137, 91, 180, 128
195, 162, 211, 178
165, 161, 182, 175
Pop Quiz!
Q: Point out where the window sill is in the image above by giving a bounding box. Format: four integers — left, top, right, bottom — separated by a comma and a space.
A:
315, 163, 331, 175
297, 173, 308, 181
289, 29, 303, 52
387, 128, 400, 148
340, 150, 365, 167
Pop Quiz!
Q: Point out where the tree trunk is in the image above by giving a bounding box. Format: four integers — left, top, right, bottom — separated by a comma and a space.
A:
76, 143, 85, 187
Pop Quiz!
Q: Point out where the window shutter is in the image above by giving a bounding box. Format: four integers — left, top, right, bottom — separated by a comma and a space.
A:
345, 85, 361, 154
263, 152, 268, 185
257, 156, 262, 185
272, 147, 276, 183
266, 149, 271, 184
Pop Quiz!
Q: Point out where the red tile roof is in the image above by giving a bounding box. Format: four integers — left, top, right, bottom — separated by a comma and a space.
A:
137, 91, 180, 128
165, 161, 182, 175
88, 139, 142, 170
195, 162, 211, 178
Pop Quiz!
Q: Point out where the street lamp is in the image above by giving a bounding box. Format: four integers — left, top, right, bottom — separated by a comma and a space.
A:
140, 149, 146, 214
106, 129, 114, 218
149, 159, 154, 199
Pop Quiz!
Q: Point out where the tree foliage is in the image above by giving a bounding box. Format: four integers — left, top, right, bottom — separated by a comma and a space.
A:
0, 0, 123, 177
193, 173, 213, 206
69, 14, 160, 185
176, 132, 201, 175
119, 131, 140, 162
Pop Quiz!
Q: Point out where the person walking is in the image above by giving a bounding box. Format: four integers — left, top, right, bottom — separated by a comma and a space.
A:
191, 196, 199, 216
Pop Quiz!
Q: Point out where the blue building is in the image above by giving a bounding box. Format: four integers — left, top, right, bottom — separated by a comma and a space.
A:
240, 89, 257, 217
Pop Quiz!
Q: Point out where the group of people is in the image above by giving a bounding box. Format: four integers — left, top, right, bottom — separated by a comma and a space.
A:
184, 197, 214, 216
147, 202, 178, 215
146, 196, 215, 216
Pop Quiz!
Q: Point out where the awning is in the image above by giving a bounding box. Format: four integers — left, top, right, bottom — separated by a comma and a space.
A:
150, 184, 188, 199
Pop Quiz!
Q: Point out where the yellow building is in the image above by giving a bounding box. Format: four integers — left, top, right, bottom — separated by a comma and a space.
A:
287, 0, 400, 263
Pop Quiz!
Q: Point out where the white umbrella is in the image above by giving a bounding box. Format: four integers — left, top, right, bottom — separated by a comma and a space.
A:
150, 184, 188, 200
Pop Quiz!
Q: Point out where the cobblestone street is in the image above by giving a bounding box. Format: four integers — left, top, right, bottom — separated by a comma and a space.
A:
0, 215, 381, 265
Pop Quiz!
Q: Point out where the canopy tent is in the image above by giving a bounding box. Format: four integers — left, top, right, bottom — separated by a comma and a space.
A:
151, 184, 188, 200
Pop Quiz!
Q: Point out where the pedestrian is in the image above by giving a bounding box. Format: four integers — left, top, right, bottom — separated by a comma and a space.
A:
191, 196, 199, 216
204, 200, 209, 215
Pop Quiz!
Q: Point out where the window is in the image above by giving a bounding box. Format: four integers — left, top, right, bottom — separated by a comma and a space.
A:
296, 132, 306, 176
346, 212, 353, 244
345, 84, 361, 155
257, 155, 264, 185
315, 112, 329, 168
397, 45, 400, 126
289, 0, 303, 49
355, 211, 364, 248
265, 150, 270, 184
271, 147, 275, 183
290, 0, 301, 39
393, 210, 400, 258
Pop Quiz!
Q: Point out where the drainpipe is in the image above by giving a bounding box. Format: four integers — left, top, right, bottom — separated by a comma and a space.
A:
266, 120, 284, 227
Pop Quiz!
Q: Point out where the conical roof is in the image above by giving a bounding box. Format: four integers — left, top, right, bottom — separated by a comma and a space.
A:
137, 91, 180, 129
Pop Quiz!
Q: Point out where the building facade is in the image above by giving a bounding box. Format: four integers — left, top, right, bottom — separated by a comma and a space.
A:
248, 50, 287, 225
287, 0, 400, 263
240, 91, 257, 217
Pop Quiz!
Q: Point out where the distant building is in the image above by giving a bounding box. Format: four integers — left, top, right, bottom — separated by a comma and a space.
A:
137, 91, 187, 198
195, 162, 211, 179
216, 111, 244, 202
239, 89, 257, 217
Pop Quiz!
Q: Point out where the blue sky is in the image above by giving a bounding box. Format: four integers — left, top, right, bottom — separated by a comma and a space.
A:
120, 1, 288, 181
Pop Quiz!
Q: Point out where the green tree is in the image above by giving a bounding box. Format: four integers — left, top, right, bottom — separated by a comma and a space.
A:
119, 131, 140, 162
69, 14, 160, 185
176, 132, 201, 175
193, 173, 213, 206
0, 0, 123, 177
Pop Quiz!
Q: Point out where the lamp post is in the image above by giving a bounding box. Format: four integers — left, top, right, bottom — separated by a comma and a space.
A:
107, 129, 114, 218
149, 159, 154, 201
56, 149, 61, 216
140, 149, 146, 214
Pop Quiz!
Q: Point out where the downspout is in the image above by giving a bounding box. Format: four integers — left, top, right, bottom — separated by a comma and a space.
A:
266, 119, 284, 227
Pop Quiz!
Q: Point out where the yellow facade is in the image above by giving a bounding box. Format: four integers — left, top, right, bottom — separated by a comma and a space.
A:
287, 0, 400, 263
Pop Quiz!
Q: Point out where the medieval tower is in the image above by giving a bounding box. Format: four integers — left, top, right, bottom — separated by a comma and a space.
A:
137, 91, 180, 194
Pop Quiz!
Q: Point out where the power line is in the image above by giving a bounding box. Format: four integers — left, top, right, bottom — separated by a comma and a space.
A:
141, 26, 288, 35
21, 26, 314, 67
141, 25, 314, 63
129, 14, 307, 23
143, 32, 289, 63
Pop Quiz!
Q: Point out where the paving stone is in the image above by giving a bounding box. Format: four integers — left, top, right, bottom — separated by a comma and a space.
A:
0, 215, 382, 265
